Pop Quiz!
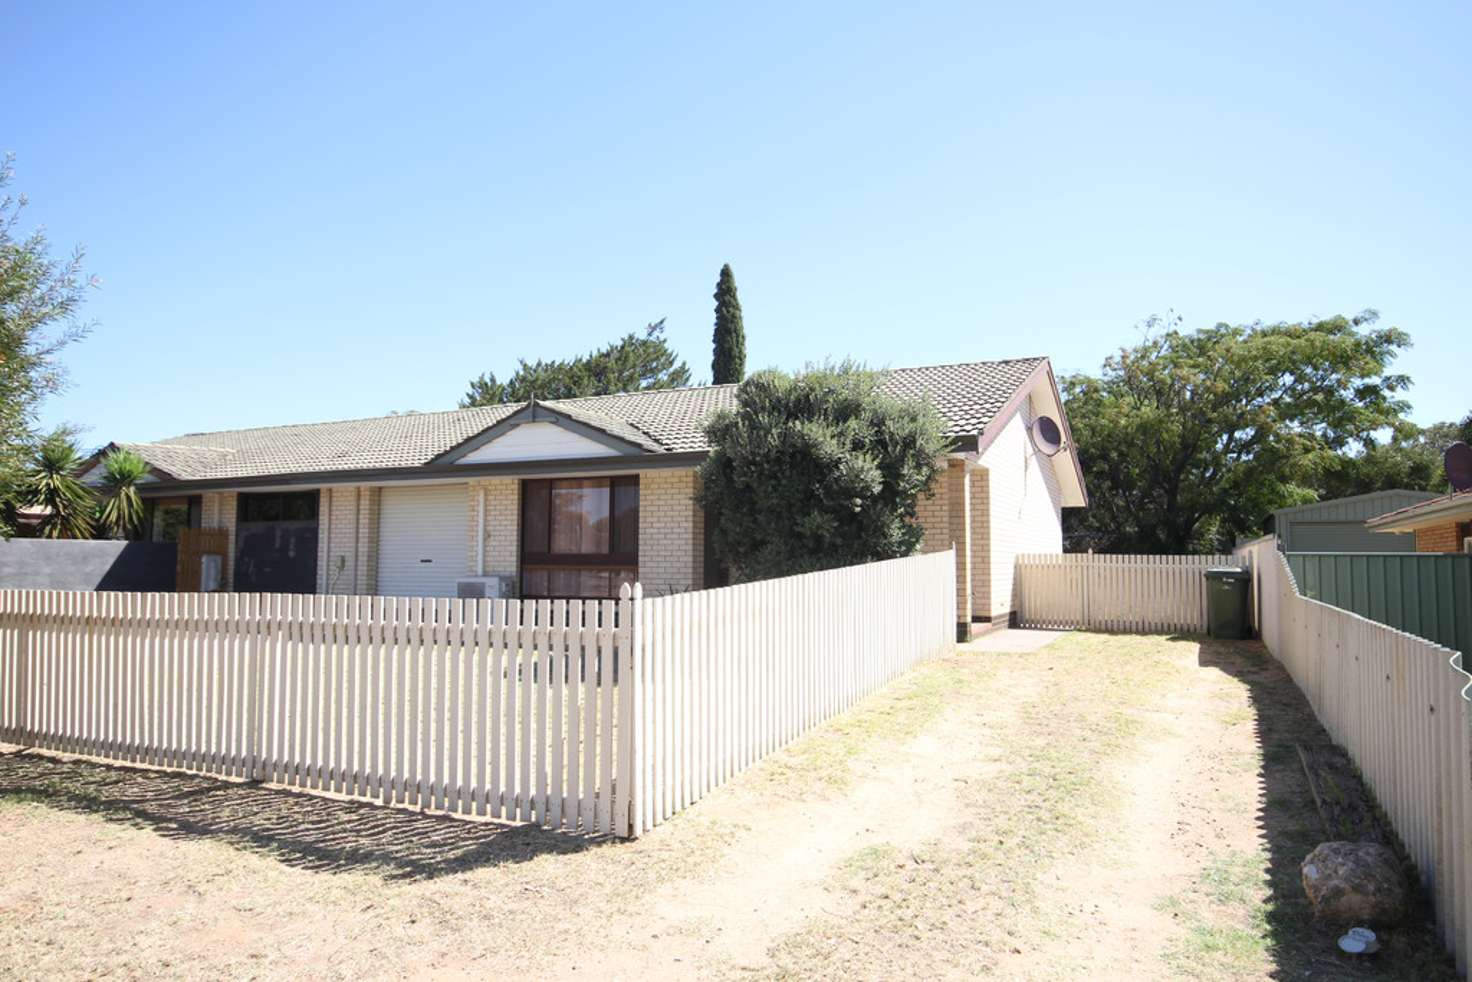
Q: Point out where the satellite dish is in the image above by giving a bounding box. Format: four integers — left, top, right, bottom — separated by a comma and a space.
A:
1030, 415, 1064, 457
1446, 441, 1472, 493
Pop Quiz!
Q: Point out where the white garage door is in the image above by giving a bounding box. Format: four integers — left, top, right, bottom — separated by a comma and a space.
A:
377, 484, 468, 597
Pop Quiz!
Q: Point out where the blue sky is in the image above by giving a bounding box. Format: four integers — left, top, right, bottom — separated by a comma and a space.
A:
8, 1, 1469, 444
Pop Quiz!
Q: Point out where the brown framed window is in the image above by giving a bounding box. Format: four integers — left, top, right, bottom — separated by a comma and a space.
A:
520, 476, 638, 598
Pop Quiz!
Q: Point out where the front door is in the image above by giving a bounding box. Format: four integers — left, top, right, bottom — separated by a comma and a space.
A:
234, 491, 320, 593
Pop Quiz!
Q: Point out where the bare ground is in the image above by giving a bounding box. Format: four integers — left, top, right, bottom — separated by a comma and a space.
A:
0, 632, 1458, 980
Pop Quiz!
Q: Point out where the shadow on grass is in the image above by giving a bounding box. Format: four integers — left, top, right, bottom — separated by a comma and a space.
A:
0, 750, 609, 882
1195, 638, 1457, 980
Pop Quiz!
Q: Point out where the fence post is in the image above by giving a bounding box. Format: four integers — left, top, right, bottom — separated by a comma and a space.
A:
618, 582, 643, 837
245, 593, 265, 782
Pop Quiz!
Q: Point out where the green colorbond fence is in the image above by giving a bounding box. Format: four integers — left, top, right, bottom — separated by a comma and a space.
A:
1286, 552, 1472, 656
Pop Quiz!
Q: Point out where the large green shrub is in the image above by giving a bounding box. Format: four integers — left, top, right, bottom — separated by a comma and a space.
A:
698, 364, 946, 581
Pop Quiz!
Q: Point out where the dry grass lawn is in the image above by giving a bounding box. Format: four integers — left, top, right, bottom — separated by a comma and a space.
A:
0, 632, 1458, 980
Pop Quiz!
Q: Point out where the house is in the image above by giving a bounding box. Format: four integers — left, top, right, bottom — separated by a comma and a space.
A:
1269, 490, 1439, 553
1366, 491, 1472, 553
84, 357, 1086, 635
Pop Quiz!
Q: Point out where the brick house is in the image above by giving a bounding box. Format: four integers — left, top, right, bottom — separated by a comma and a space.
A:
83, 357, 1086, 634
1366, 491, 1472, 553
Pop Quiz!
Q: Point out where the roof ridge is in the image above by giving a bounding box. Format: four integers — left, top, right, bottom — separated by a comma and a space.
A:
152, 403, 510, 443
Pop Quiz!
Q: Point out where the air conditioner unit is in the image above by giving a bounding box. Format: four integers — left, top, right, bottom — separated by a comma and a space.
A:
456, 575, 517, 600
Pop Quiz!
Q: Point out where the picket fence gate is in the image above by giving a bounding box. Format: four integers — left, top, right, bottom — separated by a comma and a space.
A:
1014, 553, 1235, 633
1237, 538, 1472, 974
0, 549, 957, 839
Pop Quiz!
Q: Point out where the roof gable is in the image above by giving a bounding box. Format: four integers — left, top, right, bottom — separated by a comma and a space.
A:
435, 401, 655, 464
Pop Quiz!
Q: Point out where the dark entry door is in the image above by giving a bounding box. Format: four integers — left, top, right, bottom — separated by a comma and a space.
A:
234, 491, 319, 593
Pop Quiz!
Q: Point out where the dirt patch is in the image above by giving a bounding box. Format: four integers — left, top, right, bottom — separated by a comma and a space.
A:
0, 634, 1459, 980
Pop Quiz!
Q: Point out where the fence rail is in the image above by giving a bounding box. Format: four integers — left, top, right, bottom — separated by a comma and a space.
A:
1238, 539, 1472, 973
0, 550, 957, 841
1015, 553, 1235, 633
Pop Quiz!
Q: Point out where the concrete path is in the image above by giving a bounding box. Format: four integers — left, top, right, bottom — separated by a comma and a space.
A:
960, 628, 1069, 653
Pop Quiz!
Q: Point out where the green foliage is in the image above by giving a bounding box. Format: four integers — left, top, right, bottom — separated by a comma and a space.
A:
1311, 418, 1465, 498
697, 363, 947, 580
95, 448, 148, 539
1063, 311, 1412, 553
0, 155, 94, 535
461, 319, 691, 407
24, 433, 93, 539
711, 263, 746, 385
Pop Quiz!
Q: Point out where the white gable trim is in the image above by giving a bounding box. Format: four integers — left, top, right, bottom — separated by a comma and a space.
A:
455, 421, 625, 464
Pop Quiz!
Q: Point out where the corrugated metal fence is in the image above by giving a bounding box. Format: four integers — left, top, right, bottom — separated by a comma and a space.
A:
1238, 538, 1472, 973
1015, 553, 1234, 633
1287, 552, 1472, 657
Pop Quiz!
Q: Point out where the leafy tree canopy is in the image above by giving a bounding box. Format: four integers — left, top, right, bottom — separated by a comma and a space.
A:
698, 363, 946, 580
461, 319, 691, 407
1063, 311, 1411, 553
0, 154, 93, 536
1310, 415, 1471, 500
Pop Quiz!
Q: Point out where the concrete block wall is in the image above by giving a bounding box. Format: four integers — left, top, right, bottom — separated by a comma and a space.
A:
639, 469, 703, 594
466, 478, 520, 581
199, 491, 238, 590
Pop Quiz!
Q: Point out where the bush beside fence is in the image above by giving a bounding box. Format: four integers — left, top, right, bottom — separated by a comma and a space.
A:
0, 549, 957, 840
1238, 538, 1472, 974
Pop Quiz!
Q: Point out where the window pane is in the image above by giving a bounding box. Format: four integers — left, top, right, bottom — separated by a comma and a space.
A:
522, 480, 550, 554
550, 479, 610, 554
612, 567, 636, 596
521, 568, 548, 597
153, 505, 190, 543
612, 479, 639, 554
580, 569, 610, 598
548, 568, 583, 597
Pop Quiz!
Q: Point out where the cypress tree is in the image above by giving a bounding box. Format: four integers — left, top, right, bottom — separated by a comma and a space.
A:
711, 263, 746, 384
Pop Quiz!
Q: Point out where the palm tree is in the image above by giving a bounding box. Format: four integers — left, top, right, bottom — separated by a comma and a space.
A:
26, 435, 94, 539
96, 448, 149, 539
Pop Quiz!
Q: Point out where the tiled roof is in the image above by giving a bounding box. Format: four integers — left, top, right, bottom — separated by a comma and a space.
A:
128, 357, 1048, 483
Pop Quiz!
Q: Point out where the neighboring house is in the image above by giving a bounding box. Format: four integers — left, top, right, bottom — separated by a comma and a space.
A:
81, 357, 1086, 635
1366, 491, 1472, 553
1270, 490, 1439, 553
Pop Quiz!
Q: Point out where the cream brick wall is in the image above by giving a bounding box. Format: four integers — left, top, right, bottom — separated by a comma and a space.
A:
199, 491, 237, 590
945, 460, 973, 624
317, 485, 380, 595
465, 478, 520, 580
977, 396, 1064, 619
638, 469, 703, 594
969, 465, 991, 615
916, 470, 951, 555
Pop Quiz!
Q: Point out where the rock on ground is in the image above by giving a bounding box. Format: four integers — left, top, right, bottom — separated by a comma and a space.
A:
1301, 841, 1408, 926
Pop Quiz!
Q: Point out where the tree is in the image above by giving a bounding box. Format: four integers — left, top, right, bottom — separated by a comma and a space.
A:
24, 433, 93, 539
0, 154, 94, 536
1310, 419, 1461, 499
711, 263, 745, 384
1062, 311, 1411, 553
461, 319, 691, 407
697, 363, 946, 580
96, 448, 148, 539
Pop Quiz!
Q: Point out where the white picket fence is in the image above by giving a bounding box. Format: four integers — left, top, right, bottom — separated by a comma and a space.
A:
635, 549, 956, 833
0, 591, 634, 834
1015, 553, 1235, 633
0, 549, 956, 839
1238, 539, 1472, 973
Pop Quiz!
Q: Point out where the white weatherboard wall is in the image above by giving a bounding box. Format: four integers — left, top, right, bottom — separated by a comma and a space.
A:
377, 484, 468, 597
456, 422, 623, 463
978, 398, 1064, 620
